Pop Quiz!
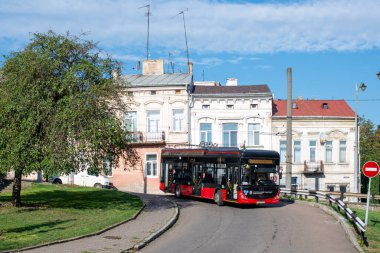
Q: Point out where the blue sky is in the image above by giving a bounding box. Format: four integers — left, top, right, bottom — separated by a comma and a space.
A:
1, 0, 380, 126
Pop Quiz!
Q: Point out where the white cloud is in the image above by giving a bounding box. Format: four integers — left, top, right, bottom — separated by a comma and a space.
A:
1, 0, 380, 55
255, 65, 272, 70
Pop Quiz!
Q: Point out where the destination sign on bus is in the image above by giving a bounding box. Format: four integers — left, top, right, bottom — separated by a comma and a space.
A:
162, 150, 205, 157
248, 159, 273, 165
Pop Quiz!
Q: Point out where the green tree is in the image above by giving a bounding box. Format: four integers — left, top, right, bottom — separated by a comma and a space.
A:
360, 118, 380, 200
0, 31, 137, 207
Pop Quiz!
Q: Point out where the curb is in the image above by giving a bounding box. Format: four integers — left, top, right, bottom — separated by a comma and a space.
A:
286, 200, 364, 253
123, 199, 180, 252
2, 200, 146, 253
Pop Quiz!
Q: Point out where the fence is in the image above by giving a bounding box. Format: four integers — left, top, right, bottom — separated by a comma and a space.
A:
280, 188, 372, 246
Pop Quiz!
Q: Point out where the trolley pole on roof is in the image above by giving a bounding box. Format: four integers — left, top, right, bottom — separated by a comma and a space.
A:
285, 67, 293, 190
175, 9, 190, 69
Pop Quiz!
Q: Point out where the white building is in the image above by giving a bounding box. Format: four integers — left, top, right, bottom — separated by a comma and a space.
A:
190, 78, 273, 149
111, 61, 356, 194
271, 99, 356, 192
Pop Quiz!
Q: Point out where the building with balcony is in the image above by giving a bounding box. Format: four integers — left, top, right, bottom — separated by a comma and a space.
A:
110, 61, 357, 195
271, 99, 355, 192
112, 59, 193, 193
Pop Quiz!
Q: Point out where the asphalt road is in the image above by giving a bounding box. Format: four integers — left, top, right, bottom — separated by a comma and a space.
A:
140, 198, 357, 253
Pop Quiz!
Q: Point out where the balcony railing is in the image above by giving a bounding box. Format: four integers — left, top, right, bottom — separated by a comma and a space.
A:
303, 160, 324, 174
126, 131, 166, 144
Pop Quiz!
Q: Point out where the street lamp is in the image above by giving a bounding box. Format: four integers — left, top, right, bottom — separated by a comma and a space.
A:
376, 71, 380, 80
354, 82, 367, 194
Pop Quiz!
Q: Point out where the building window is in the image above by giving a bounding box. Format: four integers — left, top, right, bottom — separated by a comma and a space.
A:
172, 109, 184, 132
327, 184, 335, 192
322, 102, 328, 109
128, 91, 133, 96
175, 89, 181, 95
226, 104, 234, 109
294, 140, 301, 163
147, 110, 160, 133
223, 123, 238, 147
309, 140, 317, 162
150, 90, 156, 95
325, 140, 333, 163
291, 176, 298, 185
125, 111, 137, 132
280, 140, 287, 163
145, 154, 157, 177
339, 184, 347, 193
250, 104, 258, 109
339, 140, 347, 162
102, 154, 113, 176
200, 123, 212, 143
248, 123, 260, 146
202, 104, 210, 110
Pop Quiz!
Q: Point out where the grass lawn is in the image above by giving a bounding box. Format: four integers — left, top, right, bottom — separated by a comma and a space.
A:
351, 208, 380, 253
326, 203, 380, 253
0, 183, 143, 251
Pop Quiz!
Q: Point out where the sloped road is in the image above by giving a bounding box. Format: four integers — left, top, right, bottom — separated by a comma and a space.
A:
140, 198, 357, 253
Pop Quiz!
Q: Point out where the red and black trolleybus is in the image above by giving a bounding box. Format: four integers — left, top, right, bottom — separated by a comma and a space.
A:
159, 147, 280, 205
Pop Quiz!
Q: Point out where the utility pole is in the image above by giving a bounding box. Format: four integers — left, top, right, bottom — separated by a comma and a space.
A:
354, 82, 367, 194
286, 67, 293, 190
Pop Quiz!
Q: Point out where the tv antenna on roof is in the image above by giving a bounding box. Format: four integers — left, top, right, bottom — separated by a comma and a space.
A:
168, 52, 175, 73
174, 8, 190, 68
139, 4, 151, 60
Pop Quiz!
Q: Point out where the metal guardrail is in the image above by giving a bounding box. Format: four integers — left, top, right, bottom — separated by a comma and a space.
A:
327, 191, 380, 201
281, 188, 368, 246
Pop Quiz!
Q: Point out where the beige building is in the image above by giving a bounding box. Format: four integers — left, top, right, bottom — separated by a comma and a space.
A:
113, 66, 357, 194
271, 99, 356, 192
112, 59, 192, 193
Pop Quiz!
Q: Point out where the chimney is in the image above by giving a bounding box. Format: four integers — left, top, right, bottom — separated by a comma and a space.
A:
188, 61, 193, 74
112, 69, 119, 79
142, 59, 164, 75
226, 78, 238, 86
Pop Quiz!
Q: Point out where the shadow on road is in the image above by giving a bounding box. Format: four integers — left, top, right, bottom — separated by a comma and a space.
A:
223, 199, 293, 209
127, 192, 297, 213
127, 193, 197, 213
149, 194, 295, 210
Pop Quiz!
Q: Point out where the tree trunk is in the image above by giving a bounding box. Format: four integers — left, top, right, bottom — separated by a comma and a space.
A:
12, 170, 22, 207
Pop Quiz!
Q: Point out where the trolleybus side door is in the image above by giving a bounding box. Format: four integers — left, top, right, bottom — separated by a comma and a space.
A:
192, 163, 202, 196
226, 166, 239, 200
164, 161, 174, 192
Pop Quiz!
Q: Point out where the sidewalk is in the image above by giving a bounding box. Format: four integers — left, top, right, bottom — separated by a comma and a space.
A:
18, 193, 178, 253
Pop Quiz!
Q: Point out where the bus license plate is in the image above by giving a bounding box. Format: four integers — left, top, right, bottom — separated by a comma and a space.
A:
256, 201, 265, 204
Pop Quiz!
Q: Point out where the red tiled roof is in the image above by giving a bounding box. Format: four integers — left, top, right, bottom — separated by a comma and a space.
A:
193, 85, 271, 94
272, 100, 355, 117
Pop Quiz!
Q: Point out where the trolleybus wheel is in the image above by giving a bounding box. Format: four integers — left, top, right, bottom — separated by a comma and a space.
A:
214, 190, 223, 206
175, 185, 181, 198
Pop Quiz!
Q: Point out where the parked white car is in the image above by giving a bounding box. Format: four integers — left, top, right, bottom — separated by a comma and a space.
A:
51, 170, 114, 189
